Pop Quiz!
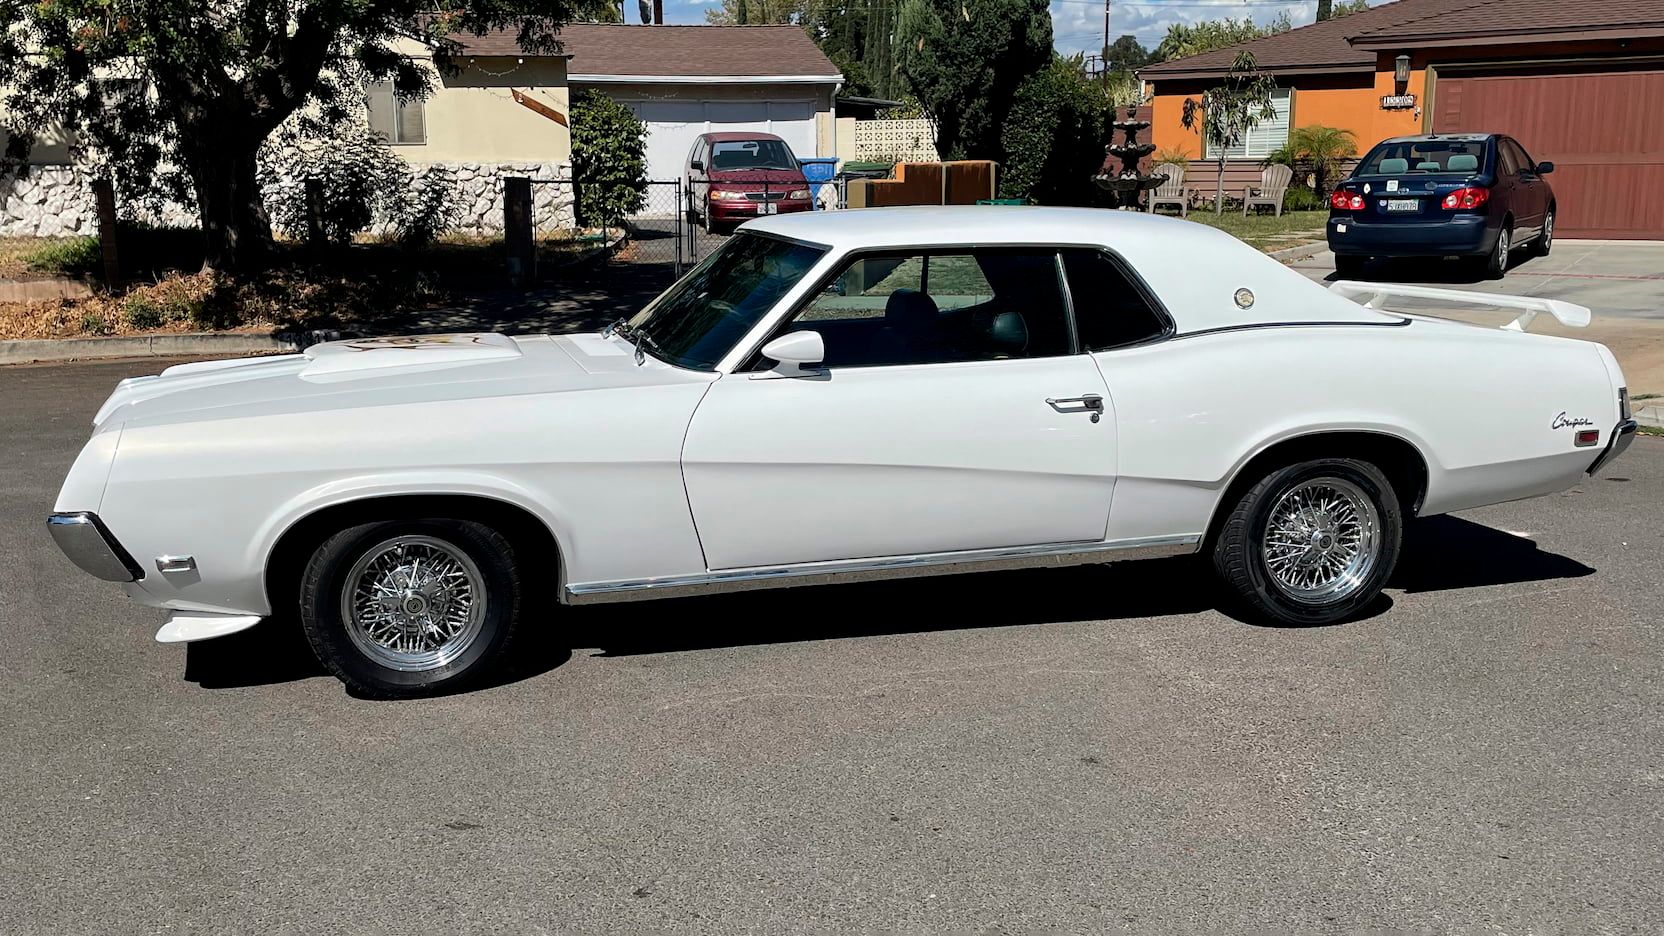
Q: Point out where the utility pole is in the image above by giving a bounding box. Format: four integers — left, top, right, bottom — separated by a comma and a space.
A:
1101, 0, 1111, 83
652, 0, 662, 23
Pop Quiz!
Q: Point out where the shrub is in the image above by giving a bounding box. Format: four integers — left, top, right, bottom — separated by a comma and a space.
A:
1264, 125, 1358, 197
122, 294, 165, 330
1282, 186, 1326, 212
23, 236, 102, 276
999, 55, 1115, 205
393, 167, 463, 248
259, 120, 410, 244
570, 89, 649, 228
1154, 145, 1194, 164
80, 310, 113, 335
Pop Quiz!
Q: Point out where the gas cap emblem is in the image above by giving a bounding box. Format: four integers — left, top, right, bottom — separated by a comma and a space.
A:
1234, 288, 1255, 309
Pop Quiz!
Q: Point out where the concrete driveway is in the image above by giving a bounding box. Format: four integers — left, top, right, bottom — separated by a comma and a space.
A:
5, 357, 1664, 935
1289, 240, 1664, 395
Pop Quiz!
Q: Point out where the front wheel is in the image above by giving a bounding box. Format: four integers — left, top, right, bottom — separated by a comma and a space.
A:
1533, 208, 1555, 256
299, 519, 522, 698
1212, 458, 1402, 625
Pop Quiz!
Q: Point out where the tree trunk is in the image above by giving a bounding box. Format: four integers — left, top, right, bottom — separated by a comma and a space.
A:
1215, 153, 1227, 215
188, 140, 274, 274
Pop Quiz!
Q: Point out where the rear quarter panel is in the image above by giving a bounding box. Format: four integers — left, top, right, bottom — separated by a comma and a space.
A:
1093, 320, 1615, 541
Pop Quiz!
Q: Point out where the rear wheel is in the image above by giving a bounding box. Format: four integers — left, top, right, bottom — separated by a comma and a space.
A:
1212, 458, 1402, 625
299, 519, 521, 698
1483, 223, 1512, 279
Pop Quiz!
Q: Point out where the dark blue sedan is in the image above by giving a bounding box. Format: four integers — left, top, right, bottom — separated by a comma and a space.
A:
1327, 133, 1556, 279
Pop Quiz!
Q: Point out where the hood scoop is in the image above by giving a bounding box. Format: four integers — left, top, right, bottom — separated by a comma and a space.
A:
301, 333, 522, 380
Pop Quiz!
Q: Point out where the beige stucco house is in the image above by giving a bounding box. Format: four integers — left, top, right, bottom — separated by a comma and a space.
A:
1, 23, 842, 237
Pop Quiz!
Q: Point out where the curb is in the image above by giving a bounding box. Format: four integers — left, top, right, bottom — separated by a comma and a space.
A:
1635, 401, 1664, 430
0, 330, 344, 366
1267, 240, 1327, 262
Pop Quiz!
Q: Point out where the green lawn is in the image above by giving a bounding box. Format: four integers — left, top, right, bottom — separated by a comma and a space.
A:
1174, 209, 1328, 252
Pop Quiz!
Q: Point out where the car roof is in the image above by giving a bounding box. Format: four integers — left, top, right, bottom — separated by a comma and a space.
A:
701, 131, 787, 143
1377, 133, 1495, 145
744, 206, 1397, 334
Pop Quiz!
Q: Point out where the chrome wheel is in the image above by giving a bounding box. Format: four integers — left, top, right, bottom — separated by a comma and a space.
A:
340, 535, 487, 672
1541, 212, 1554, 251
1262, 477, 1381, 605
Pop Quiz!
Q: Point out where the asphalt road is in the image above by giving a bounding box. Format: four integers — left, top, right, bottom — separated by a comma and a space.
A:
3, 357, 1662, 935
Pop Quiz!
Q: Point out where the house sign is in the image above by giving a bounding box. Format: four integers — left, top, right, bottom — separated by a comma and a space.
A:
1380, 94, 1417, 109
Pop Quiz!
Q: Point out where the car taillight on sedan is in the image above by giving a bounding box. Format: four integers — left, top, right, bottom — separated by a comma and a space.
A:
1330, 191, 1364, 210
1441, 186, 1491, 210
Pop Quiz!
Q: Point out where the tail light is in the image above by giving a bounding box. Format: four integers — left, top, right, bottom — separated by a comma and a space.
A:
1441, 187, 1491, 210
1330, 191, 1364, 210
1620, 387, 1631, 420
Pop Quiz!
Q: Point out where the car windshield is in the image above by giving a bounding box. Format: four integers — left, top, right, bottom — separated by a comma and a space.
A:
1358, 139, 1487, 174
627, 233, 828, 370
710, 139, 797, 171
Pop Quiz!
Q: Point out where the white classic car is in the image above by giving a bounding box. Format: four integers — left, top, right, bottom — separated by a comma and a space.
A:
49, 207, 1637, 696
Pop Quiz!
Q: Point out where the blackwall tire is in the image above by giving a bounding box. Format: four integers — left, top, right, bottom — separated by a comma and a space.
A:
1212, 458, 1402, 626
298, 519, 521, 698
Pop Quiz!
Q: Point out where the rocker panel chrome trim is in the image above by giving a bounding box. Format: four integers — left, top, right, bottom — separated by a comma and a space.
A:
564, 534, 1202, 604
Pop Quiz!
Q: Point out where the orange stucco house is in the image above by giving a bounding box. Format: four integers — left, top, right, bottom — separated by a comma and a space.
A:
1140, 0, 1664, 238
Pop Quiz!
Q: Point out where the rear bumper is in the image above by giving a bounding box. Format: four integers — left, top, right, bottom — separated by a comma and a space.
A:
46, 512, 143, 582
709, 200, 812, 223
1588, 419, 1639, 475
1328, 215, 1494, 257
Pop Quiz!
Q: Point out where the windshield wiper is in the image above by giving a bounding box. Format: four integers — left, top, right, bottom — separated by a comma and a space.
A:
604, 317, 663, 366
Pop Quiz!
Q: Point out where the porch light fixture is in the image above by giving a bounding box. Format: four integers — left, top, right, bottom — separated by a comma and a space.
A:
1394, 54, 1412, 85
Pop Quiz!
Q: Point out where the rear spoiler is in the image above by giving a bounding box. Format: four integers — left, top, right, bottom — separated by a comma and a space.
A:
1329, 280, 1591, 331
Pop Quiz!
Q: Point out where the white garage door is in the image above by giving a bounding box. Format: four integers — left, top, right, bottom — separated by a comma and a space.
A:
630, 99, 819, 182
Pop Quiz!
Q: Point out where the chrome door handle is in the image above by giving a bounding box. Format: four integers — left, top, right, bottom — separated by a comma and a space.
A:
1046, 394, 1105, 422
1046, 394, 1104, 411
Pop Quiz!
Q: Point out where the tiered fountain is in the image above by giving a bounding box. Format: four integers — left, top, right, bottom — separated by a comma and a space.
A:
1093, 102, 1166, 209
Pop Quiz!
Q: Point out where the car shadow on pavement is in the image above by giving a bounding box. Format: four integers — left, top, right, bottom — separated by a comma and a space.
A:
1391, 515, 1593, 592
569, 556, 1227, 658
1323, 254, 1547, 286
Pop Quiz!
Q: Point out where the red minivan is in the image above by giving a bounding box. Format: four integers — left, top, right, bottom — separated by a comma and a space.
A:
685, 131, 814, 234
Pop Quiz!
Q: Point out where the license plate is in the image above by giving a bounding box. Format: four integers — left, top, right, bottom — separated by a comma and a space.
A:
758, 203, 778, 215
1385, 199, 1420, 212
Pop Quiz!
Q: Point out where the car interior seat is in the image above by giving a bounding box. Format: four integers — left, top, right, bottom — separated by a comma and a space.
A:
1378, 158, 1409, 174
1448, 154, 1479, 172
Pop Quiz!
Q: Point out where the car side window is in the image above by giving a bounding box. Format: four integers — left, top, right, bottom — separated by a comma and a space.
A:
1507, 139, 1535, 173
762, 248, 1073, 369
1497, 142, 1518, 176
1060, 249, 1170, 351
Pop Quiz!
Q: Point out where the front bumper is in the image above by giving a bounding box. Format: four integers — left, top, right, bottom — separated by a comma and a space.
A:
46, 512, 143, 582
709, 199, 813, 223
1588, 419, 1639, 475
1328, 215, 1493, 257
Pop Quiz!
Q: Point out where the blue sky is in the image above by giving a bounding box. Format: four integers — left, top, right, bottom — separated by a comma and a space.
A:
656, 0, 1332, 57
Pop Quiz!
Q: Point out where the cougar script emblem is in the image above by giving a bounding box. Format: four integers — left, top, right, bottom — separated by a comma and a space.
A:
1551, 412, 1594, 430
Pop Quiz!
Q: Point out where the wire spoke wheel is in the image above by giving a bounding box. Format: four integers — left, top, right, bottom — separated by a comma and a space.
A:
1261, 477, 1381, 605
340, 535, 488, 672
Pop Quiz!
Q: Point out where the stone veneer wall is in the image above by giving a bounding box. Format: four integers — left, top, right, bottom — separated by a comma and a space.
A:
1, 161, 574, 238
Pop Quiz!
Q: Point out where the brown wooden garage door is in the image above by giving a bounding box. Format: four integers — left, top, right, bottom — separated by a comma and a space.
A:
1433, 62, 1664, 239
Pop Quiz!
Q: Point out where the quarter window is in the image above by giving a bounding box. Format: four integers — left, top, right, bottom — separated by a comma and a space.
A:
764, 249, 1072, 369
1060, 249, 1170, 351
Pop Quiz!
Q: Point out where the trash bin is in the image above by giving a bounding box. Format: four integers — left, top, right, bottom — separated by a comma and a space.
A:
799, 157, 840, 210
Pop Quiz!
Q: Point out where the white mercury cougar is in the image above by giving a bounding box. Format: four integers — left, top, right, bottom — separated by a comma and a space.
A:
49, 207, 1638, 696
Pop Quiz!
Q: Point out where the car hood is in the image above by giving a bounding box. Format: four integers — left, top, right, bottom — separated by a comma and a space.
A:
93, 332, 715, 431
708, 169, 806, 185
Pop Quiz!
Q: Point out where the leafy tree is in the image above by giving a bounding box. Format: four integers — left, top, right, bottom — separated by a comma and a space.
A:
999, 55, 1115, 205
803, 0, 902, 99
1181, 52, 1278, 215
1332, 0, 1373, 16
1317, 0, 1332, 20
895, 0, 1053, 161
1154, 13, 1292, 62
703, 0, 804, 24
0, 0, 610, 273
570, 89, 648, 228
1104, 34, 1150, 73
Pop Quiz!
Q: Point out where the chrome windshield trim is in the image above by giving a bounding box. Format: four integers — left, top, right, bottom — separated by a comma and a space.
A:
46, 512, 143, 583
564, 534, 1202, 605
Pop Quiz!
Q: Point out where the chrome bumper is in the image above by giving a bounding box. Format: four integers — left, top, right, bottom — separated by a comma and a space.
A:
46, 512, 143, 582
1588, 419, 1639, 476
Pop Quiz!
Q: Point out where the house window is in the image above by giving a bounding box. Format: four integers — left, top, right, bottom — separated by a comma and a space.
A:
1205, 88, 1291, 160
366, 81, 426, 145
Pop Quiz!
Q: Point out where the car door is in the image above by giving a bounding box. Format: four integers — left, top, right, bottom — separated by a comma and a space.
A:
1506, 138, 1547, 236
681, 247, 1117, 570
